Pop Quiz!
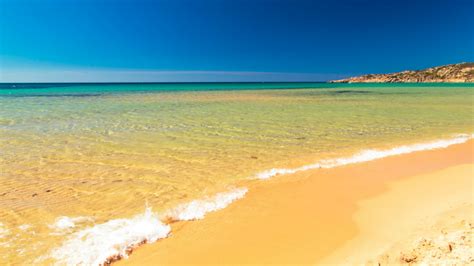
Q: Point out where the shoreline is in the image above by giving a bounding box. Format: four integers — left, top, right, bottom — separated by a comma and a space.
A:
118, 139, 473, 265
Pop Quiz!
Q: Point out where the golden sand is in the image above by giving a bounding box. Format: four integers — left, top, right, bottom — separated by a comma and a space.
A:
373, 203, 473, 265
117, 140, 473, 265
322, 164, 473, 264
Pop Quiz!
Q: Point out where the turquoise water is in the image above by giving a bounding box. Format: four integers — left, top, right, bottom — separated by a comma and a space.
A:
1, 82, 473, 97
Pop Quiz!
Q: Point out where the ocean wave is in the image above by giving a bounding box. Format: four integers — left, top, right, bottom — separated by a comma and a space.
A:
50, 208, 170, 265
49, 187, 247, 265
255, 133, 473, 179
163, 187, 248, 221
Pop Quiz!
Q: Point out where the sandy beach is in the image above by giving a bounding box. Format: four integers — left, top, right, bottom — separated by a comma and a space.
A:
119, 140, 473, 265
2, 0, 473, 264
2, 85, 472, 265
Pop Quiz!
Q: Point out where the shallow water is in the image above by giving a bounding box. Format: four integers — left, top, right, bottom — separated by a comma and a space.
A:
0, 83, 473, 264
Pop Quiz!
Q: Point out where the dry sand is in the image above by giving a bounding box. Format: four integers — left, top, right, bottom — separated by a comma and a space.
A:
119, 140, 473, 265
321, 164, 473, 265
373, 203, 473, 265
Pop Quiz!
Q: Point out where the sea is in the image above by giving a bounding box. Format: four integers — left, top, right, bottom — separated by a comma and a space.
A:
0, 82, 472, 264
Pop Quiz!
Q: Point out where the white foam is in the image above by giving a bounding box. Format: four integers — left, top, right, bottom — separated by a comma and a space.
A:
48, 187, 248, 265
256, 134, 473, 180
50, 216, 93, 231
50, 208, 170, 265
164, 187, 248, 221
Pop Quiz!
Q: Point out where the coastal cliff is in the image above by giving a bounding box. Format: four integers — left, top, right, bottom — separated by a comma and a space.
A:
332, 63, 474, 83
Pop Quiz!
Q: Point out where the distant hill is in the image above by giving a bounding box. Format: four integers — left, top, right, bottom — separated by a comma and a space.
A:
331, 63, 474, 83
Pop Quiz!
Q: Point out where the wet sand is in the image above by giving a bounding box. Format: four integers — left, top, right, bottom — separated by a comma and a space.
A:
119, 140, 473, 265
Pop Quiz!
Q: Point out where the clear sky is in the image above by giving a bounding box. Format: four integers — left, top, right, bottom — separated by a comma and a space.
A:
0, 0, 473, 82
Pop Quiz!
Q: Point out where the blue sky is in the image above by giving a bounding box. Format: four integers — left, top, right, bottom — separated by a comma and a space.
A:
0, 0, 473, 82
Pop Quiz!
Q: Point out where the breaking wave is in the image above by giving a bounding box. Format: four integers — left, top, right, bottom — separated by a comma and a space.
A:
50, 208, 170, 265
49, 188, 247, 265
163, 187, 248, 221
255, 134, 473, 179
